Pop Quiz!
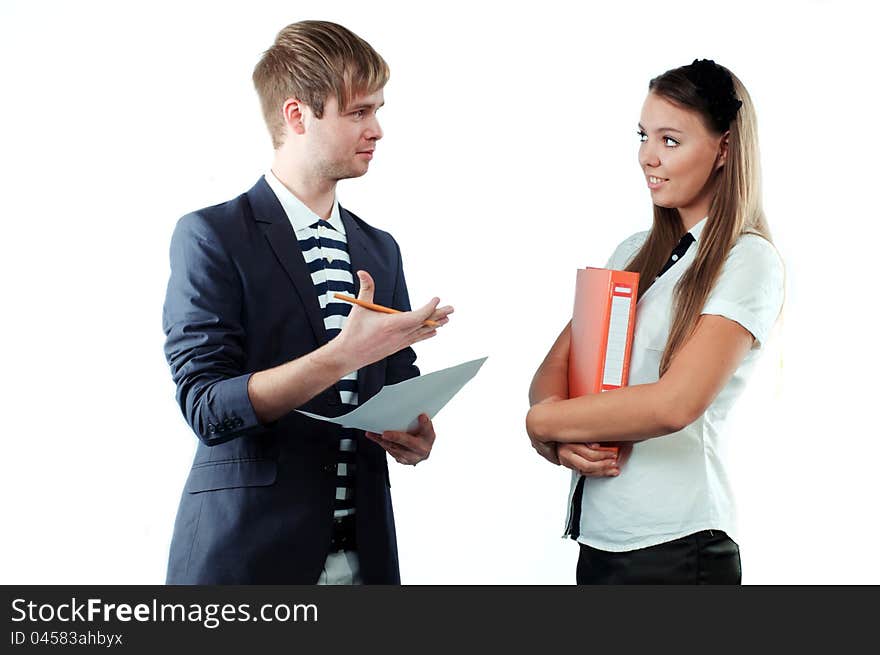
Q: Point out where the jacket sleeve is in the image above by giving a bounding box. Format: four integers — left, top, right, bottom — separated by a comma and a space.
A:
384, 239, 420, 385
162, 212, 266, 445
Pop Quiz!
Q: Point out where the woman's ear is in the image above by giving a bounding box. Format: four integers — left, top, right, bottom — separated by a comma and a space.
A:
715, 131, 731, 171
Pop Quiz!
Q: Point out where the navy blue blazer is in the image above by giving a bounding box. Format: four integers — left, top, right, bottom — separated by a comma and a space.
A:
162, 176, 418, 584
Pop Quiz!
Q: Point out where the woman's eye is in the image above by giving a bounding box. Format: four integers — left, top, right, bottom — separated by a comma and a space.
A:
664, 136, 679, 147
637, 130, 647, 143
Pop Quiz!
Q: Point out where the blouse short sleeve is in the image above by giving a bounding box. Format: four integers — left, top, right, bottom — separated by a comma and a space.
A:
701, 234, 785, 348
605, 231, 649, 269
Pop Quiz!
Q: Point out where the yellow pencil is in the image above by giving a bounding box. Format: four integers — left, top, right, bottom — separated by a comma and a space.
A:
333, 293, 441, 328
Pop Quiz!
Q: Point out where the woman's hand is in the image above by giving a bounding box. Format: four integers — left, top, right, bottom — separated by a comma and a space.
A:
529, 394, 564, 464
558, 442, 633, 477
530, 438, 560, 465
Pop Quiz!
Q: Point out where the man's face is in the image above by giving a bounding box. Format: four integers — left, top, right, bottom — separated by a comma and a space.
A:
302, 88, 384, 182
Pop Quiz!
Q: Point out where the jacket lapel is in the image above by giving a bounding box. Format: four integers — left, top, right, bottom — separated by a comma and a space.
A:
247, 177, 328, 347
340, 207, 390, 403
341, 208, 371, 296
341, 208, 394, 306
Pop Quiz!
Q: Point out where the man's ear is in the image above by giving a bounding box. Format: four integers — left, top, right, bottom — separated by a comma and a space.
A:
715, 131, 730, 171
282, 98, 307, 136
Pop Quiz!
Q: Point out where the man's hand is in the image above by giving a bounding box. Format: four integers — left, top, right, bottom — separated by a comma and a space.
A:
558, 442, 634, 477
246, 271, 452, 425
366, 413, 435, 466
331, 271, 453, 372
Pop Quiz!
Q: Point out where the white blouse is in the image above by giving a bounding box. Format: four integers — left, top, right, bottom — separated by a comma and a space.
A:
565, 217, 785, 551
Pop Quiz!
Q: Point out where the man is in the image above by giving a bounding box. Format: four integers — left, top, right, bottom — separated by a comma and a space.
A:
162, 20, 452, 584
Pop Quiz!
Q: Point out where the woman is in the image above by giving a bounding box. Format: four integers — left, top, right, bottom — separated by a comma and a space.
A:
526, 60, 784, 584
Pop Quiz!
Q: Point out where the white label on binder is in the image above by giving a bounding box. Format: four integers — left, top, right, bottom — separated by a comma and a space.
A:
602, 295, 632, 387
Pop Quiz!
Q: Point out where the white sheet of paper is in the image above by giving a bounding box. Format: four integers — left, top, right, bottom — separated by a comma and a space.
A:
296, 357, 487, 433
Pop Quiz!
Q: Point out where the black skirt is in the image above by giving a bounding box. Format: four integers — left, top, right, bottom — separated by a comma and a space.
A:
576, 530, 741, 585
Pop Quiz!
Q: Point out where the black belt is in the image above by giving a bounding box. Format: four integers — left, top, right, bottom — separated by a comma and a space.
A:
329, 514, 357, 552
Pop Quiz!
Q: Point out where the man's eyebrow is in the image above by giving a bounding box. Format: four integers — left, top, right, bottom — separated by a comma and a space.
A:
638, 123, 683, 133
348, 101, 385, 111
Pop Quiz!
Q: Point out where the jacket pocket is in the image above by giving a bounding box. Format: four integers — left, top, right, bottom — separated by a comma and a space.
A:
185, 458, 277, 493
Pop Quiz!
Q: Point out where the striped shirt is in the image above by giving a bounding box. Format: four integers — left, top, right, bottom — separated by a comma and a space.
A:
264, 171, 358, 519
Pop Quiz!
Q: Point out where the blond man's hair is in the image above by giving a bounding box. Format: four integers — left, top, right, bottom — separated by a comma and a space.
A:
252, 20, 389, 149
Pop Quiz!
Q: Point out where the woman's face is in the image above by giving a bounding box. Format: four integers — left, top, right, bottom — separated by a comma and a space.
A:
638, 92, 727, 225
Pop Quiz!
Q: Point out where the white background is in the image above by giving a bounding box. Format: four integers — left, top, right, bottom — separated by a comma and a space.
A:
1, 0, 877, 584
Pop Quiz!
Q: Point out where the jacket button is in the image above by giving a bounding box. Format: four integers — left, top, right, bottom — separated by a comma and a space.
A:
207, 424, 216, 434
233, 417, 244, 428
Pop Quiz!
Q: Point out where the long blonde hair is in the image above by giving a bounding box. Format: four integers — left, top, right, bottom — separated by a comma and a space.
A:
626, 63, 772, 375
